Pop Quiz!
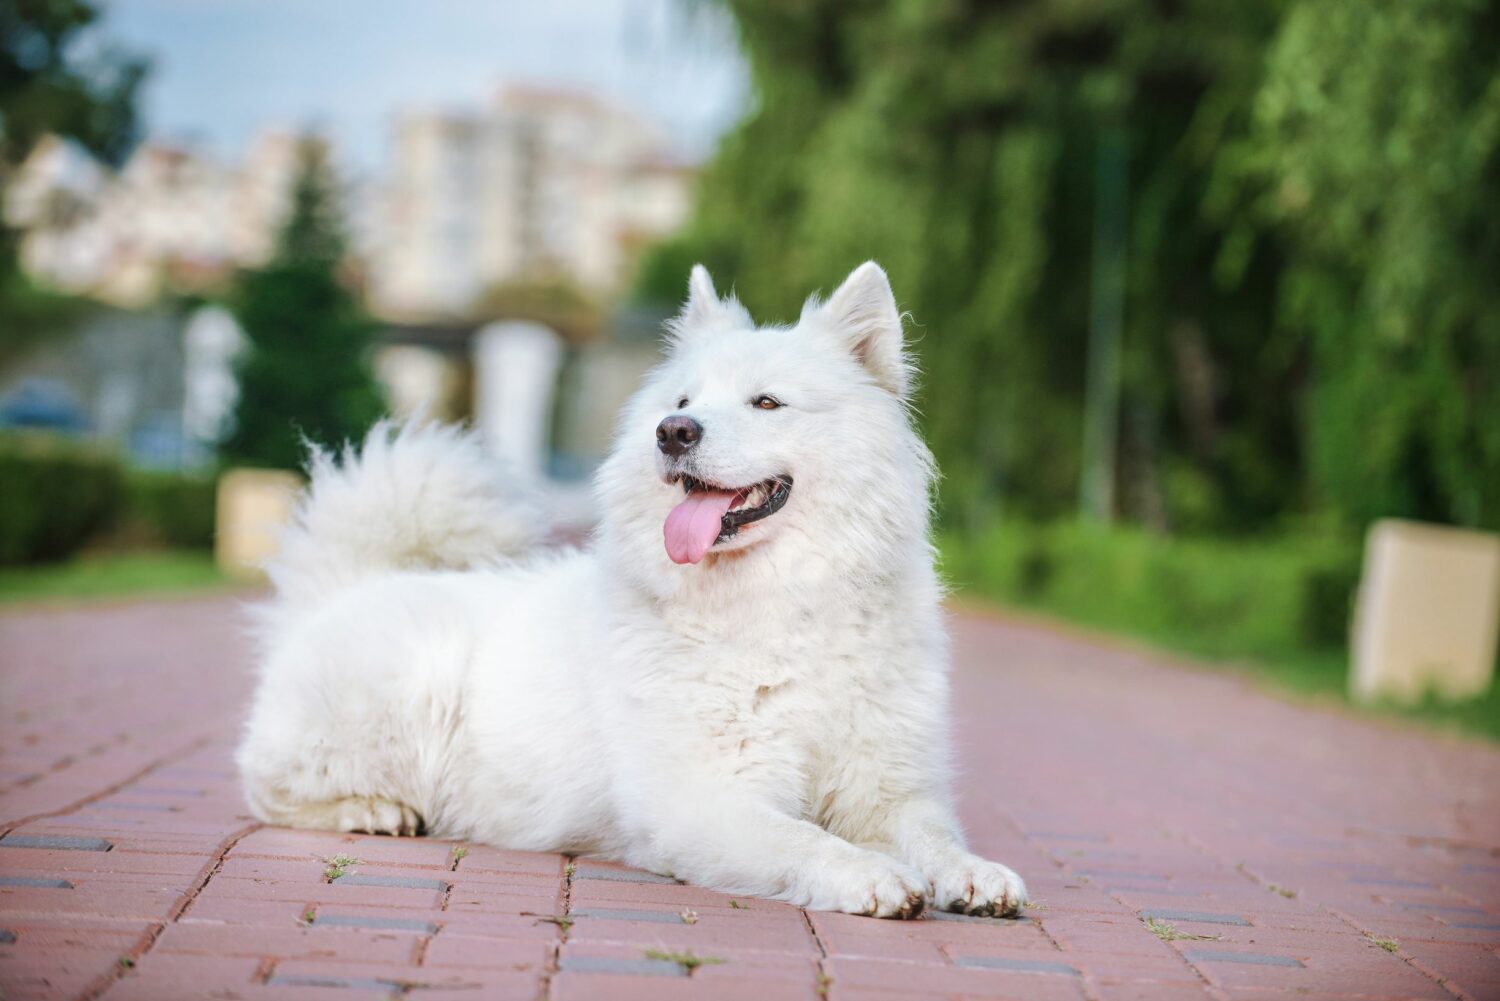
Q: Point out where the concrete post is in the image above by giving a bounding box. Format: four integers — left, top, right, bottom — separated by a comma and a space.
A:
472, 321, 564, 480
1350, 519, 1500, 703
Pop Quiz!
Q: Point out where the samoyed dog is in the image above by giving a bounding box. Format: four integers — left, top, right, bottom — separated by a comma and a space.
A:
237, 262, 1026, 918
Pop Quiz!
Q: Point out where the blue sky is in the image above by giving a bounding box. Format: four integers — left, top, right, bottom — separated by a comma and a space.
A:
104, 0, 750, 175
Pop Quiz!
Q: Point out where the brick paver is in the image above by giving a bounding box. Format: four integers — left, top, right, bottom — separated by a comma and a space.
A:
2, 595, 1498, 1000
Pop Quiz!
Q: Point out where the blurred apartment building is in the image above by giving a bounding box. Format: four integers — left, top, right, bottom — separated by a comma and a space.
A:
4, 131, 307, 307
373, 85, 692, 318
6, 85, 692, 317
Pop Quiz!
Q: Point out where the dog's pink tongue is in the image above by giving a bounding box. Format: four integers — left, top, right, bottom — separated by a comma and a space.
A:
664, 489, 736, 565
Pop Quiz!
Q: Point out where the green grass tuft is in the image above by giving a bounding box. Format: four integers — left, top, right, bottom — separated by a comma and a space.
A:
1144, 916, 1222, 942
322, 853, 361, 881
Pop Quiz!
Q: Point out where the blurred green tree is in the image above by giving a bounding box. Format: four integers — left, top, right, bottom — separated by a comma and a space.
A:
0, 0, 147, 170
1212, 0, 1500, 531
219, 139, 385, 469
0, 0, 148, 366
644, 0, 1500, 535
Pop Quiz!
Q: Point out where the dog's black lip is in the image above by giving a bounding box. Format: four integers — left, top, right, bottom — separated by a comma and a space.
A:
673, 474, 794, 543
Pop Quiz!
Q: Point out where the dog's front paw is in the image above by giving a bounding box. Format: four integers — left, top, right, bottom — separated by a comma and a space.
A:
929, 856, 1027, 918
818, 854, 927, 919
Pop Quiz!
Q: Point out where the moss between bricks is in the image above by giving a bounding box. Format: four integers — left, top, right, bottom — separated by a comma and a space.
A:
525, 913, 573, 933
644, 949, 726, 973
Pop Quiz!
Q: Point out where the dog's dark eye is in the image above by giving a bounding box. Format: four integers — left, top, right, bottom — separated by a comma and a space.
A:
677, 397, 689, 409
752, 395, 782, 411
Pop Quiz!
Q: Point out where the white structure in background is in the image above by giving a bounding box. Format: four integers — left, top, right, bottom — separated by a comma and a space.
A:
374, 85, 693, 318
4, 132, 307, 306
182, 305, 246, 456
375, 346, 460, 422
473, 322, 565, 479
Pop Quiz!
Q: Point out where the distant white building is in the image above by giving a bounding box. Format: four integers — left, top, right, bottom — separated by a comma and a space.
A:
372, 85, 694, 319
5, 131, 310, 307
9, 88, 692, 320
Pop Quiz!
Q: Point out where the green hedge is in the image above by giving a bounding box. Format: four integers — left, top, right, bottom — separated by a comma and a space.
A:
0, 433, 125, 565
941, 520, 1361, 665
0, 432, 218, 565
123, 469, 216, 549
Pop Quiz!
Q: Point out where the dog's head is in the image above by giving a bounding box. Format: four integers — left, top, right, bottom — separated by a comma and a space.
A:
596, 262, 935, 590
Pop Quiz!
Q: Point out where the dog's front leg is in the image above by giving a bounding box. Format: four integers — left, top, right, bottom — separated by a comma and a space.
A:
877, 795, 1028, 918
633, 791, 929, 918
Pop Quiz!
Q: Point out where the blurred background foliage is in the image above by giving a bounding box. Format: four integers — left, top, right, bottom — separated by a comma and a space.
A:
640, 0, 1500, 539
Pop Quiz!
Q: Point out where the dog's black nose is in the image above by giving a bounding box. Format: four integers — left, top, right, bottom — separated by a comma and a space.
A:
656, 415, 703, 458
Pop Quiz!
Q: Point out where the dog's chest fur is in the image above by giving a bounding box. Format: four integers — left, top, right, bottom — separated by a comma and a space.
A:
630, 577, 933, 822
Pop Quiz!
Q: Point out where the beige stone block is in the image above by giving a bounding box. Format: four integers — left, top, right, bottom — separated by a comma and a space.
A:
1350, 519, 1500, 704
215, 468, 302, 578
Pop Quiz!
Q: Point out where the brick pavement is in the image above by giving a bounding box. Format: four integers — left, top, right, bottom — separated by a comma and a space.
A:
1, 594, 1497, 1000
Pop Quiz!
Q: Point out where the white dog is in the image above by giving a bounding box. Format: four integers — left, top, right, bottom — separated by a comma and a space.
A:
237, 262, 1026, 918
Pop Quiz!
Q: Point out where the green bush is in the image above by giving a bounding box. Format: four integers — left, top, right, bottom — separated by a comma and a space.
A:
942, 520, 1361, 666
0, 433, 125, 565
123, 469, 216, 549
943, 519, 1500, 741
1298, 554, 1363, 651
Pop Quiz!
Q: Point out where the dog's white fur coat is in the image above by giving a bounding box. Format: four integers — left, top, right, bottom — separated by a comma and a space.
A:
238, 262, 1026, 918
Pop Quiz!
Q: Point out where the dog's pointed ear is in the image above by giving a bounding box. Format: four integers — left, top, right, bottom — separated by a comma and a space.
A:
667, 264, 751, 345
803, 261, 911, 398
683, 264, 719, 326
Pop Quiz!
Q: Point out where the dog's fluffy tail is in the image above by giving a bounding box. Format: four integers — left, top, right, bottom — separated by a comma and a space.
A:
264, 420, 539, 619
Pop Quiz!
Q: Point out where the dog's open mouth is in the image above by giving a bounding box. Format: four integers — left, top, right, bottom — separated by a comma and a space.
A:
663, 474, 793, 565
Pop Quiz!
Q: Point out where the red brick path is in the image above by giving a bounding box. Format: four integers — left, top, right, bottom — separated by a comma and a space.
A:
2, 595, 1498, 1000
